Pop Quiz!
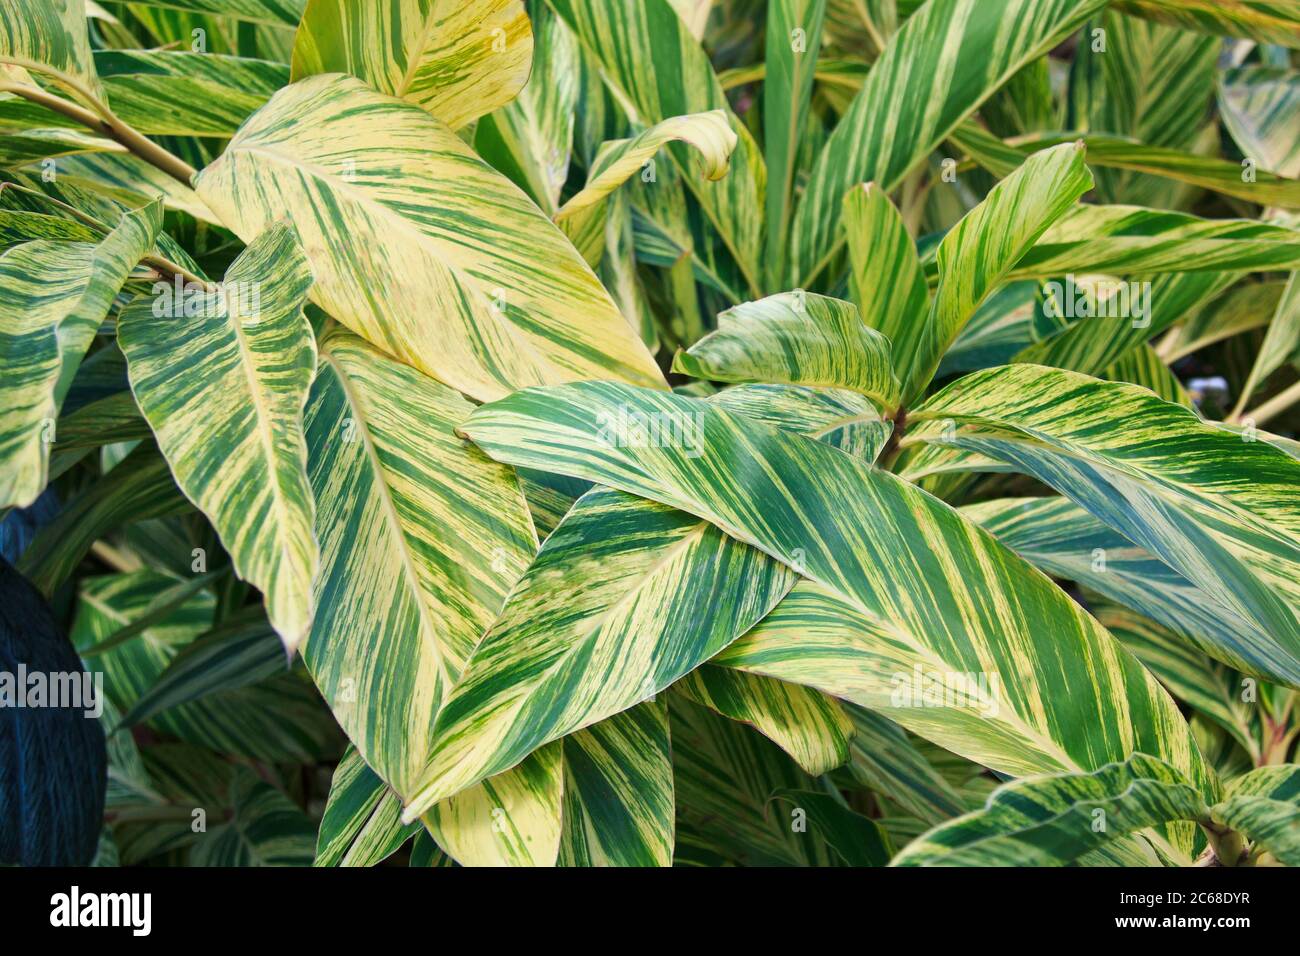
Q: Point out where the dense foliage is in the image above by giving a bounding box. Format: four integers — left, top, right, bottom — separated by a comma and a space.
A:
1, 0, 1299, 868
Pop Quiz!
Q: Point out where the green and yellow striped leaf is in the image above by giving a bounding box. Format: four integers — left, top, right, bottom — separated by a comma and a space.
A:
912, 364, 1300, 682
95, 50, 287, 138
548, 0, 767, 296
845, 705, 966, 826
554, 109, 736, 237
843, 183, 930, 393
670, 695, 838, 866
474, 1, 579, 216
1233, 271, 1300, 417
1220, 66, 1300, 179
963, 497, 1292, 687
290, 0, 533, 130
72, 571, 340, 763
764, 0, 827, 287
404, 382, 882, 817
190, 768, 316, 867
0, 0, 104, 104
909, 142, 1093, 401
459, 381, 1215, 856
559, 700, 674, 867
195, 74, 665, 402
302, 328, 536, 803
0, 202, 160, 510
122, 0, 305, 28
673, 291, 901, 410
119, 223, 319, 651
315, 747, 418, 867
422, 743, 563, 867
1211, 764, 1300, 865
16, 443, 187, 597
788, 0, 1106, 288
1159, 280, 1284, 362
1115, 0, 1300, 49
676, 666, 853, 776
892, 753, 1210, 866
1004, 204, 1300, 280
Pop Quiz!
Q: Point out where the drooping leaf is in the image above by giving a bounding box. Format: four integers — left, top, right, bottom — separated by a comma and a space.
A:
1211, 764, 1300, 865
1115, 0, 1300, 48
769, 788, 892, 865
195, 74, 665, 402
119, 223, 319, 652
844, 705, 966, 826
912, 364, 1300, 683
302, 327, 536, 805
189, 768, 316, 866
315, 747, 419, 867
0, 0, 104, 103
0, 202, 161, 510
1219, 66, 1300, 178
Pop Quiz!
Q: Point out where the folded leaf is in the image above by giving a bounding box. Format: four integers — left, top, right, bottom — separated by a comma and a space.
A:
674, 291, 901, 409
892, 753, 1209, 866
119, 223, 319, 651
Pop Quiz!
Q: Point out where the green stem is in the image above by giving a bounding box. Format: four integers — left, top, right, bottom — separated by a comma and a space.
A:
0, 78, 196, 186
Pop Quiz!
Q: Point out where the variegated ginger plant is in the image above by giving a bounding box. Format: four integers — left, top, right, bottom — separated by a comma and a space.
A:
1, 0, 1299, 869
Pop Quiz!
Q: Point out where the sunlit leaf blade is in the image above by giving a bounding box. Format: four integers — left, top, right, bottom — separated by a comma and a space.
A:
673, 292, 901, 410
892, 754, 1209, 866
549, 0, 766, 296
122, 0, 305, 28
912, 364, 1300, 680
1004, 205, 1300, 280
302, 328, 536, 802
458, 380, 1215, 857
194, 74, 665, 403
291, 0, 533, 130
405, 383, 882, 816
559, 700, 674, 867
909, 142, 1093, 401
0, 202, 160, 510
474, 1, 579, 216
422, 743, 563, 867
788, 0, 1106, 287
119, 224, 319, 651
554, 110, 736, 224
676, 666, 853, 776
1234, 272, 1300, 416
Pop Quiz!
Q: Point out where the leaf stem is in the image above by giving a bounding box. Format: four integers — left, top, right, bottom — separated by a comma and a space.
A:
1233, 378, 1300, 427
0, 79, 196, 186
